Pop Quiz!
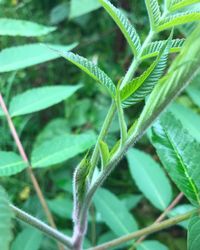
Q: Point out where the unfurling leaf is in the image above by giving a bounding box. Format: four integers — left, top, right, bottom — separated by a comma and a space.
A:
169, 0, 200, 12
122, 33, 172, 107
157, 11, 200, 31
58, 51, 116, 97
142, 38, 185, 60
99, 0, 141, 56
145, 0, 161, 30
99, 140, 110, 168
73, 156, 91, 221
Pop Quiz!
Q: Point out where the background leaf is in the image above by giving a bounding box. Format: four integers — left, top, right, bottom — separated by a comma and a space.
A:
31, 131, 96, 168
137, 240, 168, 250
127, 148, 172, 210
188, 215, 200, 250
70, 0, 101, 18
9, 85, 81, 117
0, 43, 77, 73
0, 151, 28, 176
11, 228, 43, 250
0, 18, 56, 36
93, 188, 138, 237
0, 186, 13, 250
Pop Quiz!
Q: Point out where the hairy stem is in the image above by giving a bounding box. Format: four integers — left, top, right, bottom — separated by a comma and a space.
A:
74, 31, 156, 249
11, 204, 73, 249
0, 93, 62, 249
87, 207, 199, 250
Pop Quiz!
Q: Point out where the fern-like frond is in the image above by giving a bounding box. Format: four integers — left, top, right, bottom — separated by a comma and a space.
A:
145, 0, 161, 30
142, 38, 185, 60
122, 35, 172, 108
99, 0, 141, 56
59, 51, 116, 97
157, 11, 200, 31
170, 0, 200, 12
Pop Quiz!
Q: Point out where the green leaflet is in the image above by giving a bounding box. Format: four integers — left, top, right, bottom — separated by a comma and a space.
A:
0, 186, 13, 250
121, 34, 172, 107
93, 188, 138, 237
169, 0, 200, 12
145, 0, 161, 30
137, 240, 168, 250
31, 131, 96, 168
70, 0, 101, 18
9, 85, 81, 117
99, 140, 110, 168
0, 151, 28, 176
141, 38, 185, 60
99, 0, 141, 56
157, 11, 200, 31
188, 215, 200, 250
152, 112, 200, 206
11, 228, 43, 250
0, 18, 56, 37
58, 51, 116, 98
127, 148, 172, 211
0, 43, 77, 73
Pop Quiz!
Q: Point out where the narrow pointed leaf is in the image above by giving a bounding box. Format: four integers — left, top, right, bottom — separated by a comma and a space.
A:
142, 38, 185, 60
188, 215, 200, 250
152, 112, 200, 206
145, 0, 161, 30
170, 0, 200, 12
0, 18, 56, 37
0, 186, 13, 250
9, 85, 81, 117
157, 11, 200, 32
0, 43, 77, 73
93, 188, 138, 237
127, 148, 172, 211
99, 0, 141, 55
31, 131, 96, 168
59, 51, 116, 97
0, 152, 28, 176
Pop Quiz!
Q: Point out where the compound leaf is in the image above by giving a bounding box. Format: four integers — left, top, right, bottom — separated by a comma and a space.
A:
145, 0, 161, 30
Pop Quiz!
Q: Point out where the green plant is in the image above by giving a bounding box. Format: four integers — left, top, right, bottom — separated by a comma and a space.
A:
1, 0, 200, 250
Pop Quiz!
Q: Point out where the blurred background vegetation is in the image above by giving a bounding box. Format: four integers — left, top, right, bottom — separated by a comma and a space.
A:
1, 0, 200, 249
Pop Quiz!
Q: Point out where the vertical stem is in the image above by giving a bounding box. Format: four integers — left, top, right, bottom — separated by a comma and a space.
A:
0, 93, 63, 250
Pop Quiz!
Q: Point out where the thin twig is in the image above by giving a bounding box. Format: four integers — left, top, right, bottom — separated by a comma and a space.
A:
11, 204, 73, 250
0, 93, 63, 250
135, 192, 184, 247
87, 207, 199, 250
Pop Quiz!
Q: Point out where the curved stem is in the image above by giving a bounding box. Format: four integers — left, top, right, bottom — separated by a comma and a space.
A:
11, 204, 73, 250
87, 208, 199, 250
0, 94, 61, 249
